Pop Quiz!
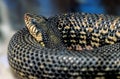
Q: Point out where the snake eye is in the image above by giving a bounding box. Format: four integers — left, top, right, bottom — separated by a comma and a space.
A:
31, 19, 36, 25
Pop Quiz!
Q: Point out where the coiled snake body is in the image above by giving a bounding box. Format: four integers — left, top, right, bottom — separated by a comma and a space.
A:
8, 13, 120, 79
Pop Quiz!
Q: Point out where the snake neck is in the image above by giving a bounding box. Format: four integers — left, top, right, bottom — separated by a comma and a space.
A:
38, 22, 64, 49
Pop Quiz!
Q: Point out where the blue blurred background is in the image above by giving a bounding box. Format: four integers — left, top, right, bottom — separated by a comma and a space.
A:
0, 0, 120, 78
1, 0, 120, 31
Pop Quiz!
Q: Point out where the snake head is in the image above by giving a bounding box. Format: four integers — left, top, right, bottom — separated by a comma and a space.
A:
24, 13, 47, 25
24, 13, 48, 30
24, 13, 63, 48
24, 13, 48, 47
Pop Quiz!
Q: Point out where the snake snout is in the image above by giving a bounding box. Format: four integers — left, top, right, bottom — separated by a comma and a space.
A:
24, 13, 33, 22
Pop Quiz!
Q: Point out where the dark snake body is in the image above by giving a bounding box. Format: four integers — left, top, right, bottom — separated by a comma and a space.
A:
8, 13, 120, 79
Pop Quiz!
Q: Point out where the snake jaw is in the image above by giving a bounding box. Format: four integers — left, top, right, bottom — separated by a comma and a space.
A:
24, 13, 47, 47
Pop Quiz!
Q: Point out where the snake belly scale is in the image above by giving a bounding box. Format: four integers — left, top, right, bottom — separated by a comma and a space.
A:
8, 13, 120, 79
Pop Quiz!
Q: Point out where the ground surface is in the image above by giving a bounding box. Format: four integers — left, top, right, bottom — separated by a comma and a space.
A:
0, 30, 16, 79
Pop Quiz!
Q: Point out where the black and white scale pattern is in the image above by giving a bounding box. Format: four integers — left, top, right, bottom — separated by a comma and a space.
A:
8, 13, 120, 79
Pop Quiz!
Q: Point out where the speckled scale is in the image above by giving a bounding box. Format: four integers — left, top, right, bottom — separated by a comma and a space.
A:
49, 13, 120, 50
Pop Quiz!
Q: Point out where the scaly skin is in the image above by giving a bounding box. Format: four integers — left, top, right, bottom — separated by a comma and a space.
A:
8, 13, 120, 79
49, 13, 120, 50
25, 13, 120, 50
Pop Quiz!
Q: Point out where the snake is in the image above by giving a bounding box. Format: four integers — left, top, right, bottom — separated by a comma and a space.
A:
8, 12, 120, 79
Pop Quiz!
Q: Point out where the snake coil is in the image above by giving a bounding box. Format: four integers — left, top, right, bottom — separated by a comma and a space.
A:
8, 13, 120, 79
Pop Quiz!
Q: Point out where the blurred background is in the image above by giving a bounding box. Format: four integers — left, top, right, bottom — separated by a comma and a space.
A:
0, 0, 120, 79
